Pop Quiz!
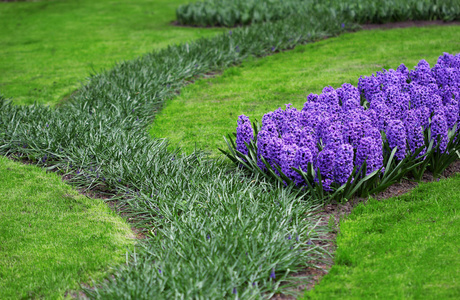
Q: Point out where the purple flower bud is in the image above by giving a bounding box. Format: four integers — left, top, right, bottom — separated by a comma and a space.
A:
358, 75, 380, 100
386, 119, 407, 160
236, 115, 253, 156
270, 268, 276, 279
405, 109, 426, 156
280, 144, 298, 181
355, 136, 384, 175
409, 59, 436, 86
316, 148, 335, 179
430, 113, 448, 153
334, 143, 354, 185
233, 287, 237, 294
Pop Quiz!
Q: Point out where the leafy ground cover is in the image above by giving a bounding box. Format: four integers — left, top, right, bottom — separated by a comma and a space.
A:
0, 156, 134, 299
303, 174, 460, 299
0, 0, 223, 106
150, 25, 460, 155
176, 0, 460, 27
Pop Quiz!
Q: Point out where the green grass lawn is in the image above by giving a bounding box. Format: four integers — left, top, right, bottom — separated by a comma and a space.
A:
150, 25, 460, 155
0, 156, 134, 299
0, 0, 223, 106
303, 174, 460, 299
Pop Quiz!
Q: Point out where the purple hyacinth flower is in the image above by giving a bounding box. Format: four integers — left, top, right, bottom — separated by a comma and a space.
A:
405, 109, 426, 157
358, 75, 380, 101
280, 144, 298, 181
386, 119, 407, 161
236, 115, 253, 156
386, 87, 410, 119
355, 136, 384, 175
336, 83, 360, 105
322, 122, 343, 150
343, 109, 368, 150
269, 137, 284, 170
444, 104, 459, 131
316, 148, 336, 191
270, 268, 276, 279
409, 59, 436, 86
233, 287, 237, 294
292, 146, 313, 185
430, 113, 448, 153
397, 63, 409, 77
333, 143, 354, 185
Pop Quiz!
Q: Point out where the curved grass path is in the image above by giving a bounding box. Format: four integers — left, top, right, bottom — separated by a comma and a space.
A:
150, 25, 460, 154
0, 156, 134, 299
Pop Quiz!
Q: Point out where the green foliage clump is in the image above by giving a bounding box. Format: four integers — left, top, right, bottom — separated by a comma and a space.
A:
176, 0, 460, 27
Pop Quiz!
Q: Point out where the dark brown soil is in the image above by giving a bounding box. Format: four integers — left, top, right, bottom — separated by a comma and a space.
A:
172, 19, 460, 30
361, 20, 460, 30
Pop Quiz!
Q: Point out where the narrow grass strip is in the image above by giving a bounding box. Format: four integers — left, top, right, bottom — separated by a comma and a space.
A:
177, 0, 460, 27
303, 174, 460, 299
0, 156, 134, 299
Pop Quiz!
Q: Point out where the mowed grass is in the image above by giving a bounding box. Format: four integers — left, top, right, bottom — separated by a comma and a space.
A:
303, 174, 460, 299
149, 25, 460, 154
0, 0, 223, 106
0, 156, 134, 299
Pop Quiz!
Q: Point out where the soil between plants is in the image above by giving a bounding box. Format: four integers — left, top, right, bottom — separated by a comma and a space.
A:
172, 19, 460, 30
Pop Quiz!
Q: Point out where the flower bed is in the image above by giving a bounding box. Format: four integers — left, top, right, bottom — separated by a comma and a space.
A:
177, 0, 460, 27
226, 53, 460, 200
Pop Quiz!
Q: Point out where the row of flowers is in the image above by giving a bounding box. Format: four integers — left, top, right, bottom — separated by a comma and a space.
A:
226, 52, 460, 199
